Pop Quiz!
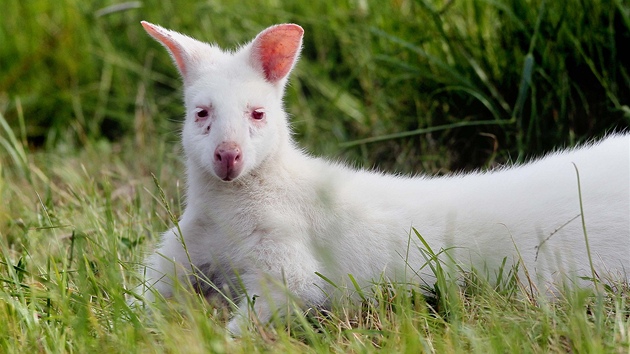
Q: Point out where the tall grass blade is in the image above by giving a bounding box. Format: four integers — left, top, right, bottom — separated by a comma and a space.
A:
347, 273, 367, 302
0, 109, 31, 183
572, 163, 599, 292
340, 118, 513, 147
512, 54, 535, 125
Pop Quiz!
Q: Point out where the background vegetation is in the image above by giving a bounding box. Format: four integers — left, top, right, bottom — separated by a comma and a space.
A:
0, 0, 628, 352
2, 0, 628, 170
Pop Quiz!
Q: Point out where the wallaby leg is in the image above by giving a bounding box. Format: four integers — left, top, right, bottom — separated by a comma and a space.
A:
227, 242, 327, 335
136, 228, 194, 303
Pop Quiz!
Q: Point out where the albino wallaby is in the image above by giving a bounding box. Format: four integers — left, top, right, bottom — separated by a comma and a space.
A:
137, 21, 630, 335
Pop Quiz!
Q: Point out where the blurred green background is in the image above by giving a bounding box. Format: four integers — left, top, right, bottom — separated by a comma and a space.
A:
1, 0, 629, 173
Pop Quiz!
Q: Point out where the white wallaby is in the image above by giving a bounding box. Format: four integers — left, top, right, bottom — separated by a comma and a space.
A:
137, 21, 630, 335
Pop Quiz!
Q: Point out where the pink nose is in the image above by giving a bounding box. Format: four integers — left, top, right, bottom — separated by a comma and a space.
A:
213, 141, 243, 181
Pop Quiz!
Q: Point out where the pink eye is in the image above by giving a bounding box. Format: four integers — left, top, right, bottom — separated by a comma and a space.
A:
251, 109, 265, 121
196, 109, 208, 118
195, 107, 211, 122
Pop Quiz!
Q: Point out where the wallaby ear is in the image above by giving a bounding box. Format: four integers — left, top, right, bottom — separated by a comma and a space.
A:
249, 24, 304, 85
141, 21, 205, 81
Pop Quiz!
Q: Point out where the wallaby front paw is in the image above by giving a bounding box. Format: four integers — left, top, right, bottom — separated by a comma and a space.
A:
226, 317, 244, 337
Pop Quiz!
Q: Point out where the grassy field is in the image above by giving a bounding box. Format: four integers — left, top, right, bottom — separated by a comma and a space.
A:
1, 0, 629, 352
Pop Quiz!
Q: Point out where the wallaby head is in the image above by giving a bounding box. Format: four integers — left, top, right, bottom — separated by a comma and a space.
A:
141, 21, 303, 181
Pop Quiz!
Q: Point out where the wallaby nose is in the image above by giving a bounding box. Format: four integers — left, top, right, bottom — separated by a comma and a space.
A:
213, 141, 243, 181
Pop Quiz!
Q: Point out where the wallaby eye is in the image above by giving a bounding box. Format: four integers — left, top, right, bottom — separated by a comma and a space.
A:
251, 109, 265, 121
194, 107, 211, 122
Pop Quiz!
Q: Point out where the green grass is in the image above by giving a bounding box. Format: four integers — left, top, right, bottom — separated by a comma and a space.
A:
1, 0, 630, 352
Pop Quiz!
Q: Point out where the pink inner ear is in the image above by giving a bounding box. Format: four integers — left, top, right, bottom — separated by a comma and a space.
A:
141, 21, 189, 77
254, 24, 304, 83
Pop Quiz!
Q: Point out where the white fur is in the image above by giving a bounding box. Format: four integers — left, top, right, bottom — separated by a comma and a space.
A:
137, 22, 630, 335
